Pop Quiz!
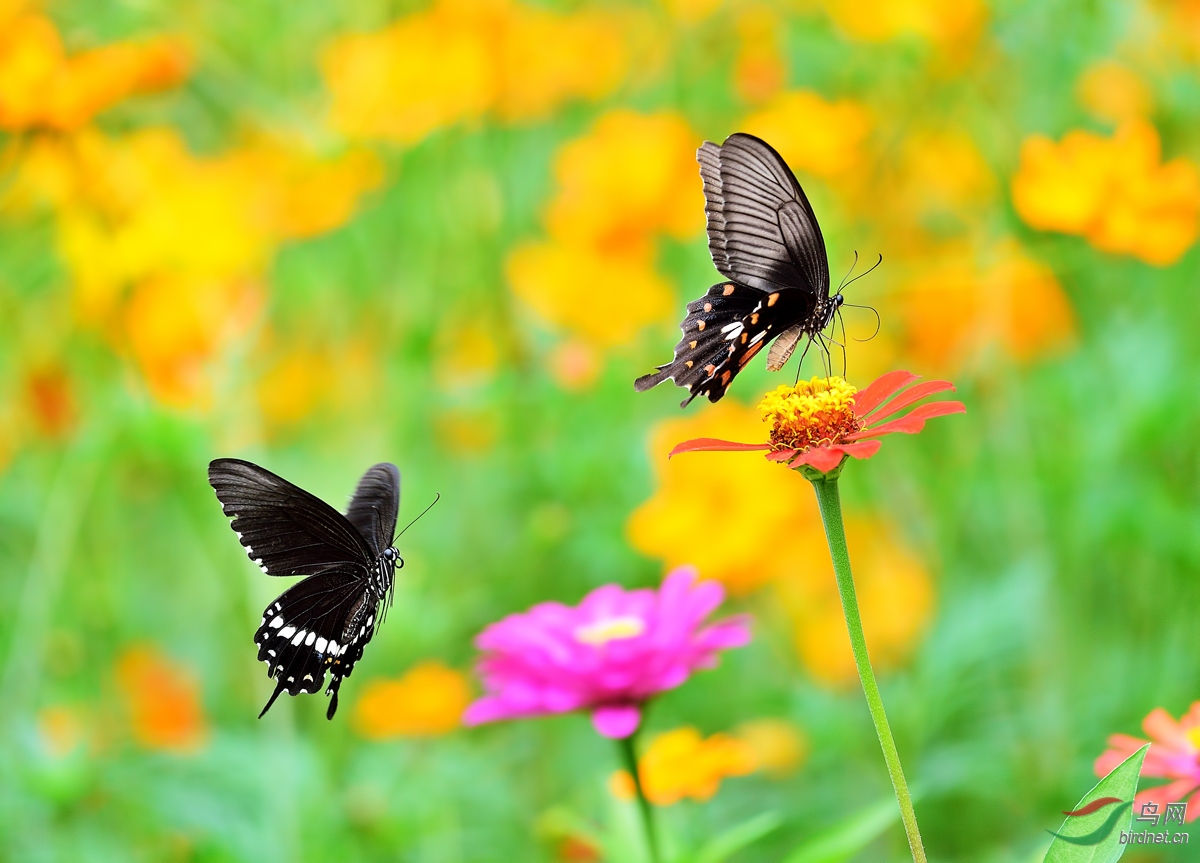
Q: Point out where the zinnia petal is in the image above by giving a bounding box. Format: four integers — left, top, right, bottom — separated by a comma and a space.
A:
860, 380, 956, 425
788, 446, 845, 473
670, 438, 772, 456
592, 704, 642, 738
851, 370, 919, 418
848, 401, 966, 440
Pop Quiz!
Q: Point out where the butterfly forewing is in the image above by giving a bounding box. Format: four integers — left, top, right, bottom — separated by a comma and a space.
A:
344, 462, 400, 558
638, 132, 834, 405
209, 459, 401, 720
208, 459, 374, 577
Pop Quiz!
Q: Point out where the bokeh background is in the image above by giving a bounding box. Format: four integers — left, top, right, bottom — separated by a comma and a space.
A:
2, 0, 1200, 860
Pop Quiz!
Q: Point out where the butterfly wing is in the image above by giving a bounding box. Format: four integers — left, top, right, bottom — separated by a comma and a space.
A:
255, 572, 381, 719
634, 282, 815, 405
343, 463, 400, 558
698, 132, 830, 295
208, 458, 374, 577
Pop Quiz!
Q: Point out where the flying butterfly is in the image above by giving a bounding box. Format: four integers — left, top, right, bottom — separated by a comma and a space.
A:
635, 132, 858, 406
208, 458, 406, 720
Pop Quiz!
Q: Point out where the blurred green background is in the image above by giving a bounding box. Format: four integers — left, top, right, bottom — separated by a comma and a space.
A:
3, 0, 1200, 860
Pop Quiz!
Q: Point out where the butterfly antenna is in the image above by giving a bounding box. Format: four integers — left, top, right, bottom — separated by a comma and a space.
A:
837, 250, 860, 292
837, 309, 849, 376
840, 253, 883, 293
841, 302, 882, 341
394, 492, 441, 543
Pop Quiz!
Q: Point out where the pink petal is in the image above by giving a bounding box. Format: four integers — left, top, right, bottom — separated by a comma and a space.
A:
591, 704, 642, 738
788, 446, 845, 473
670, 438, 772, 457
852, 370, 918, 418
848, 401, 966, 439
1144, 707, 1192, 751
860, 379, 956, 425
765, 449, 798, 462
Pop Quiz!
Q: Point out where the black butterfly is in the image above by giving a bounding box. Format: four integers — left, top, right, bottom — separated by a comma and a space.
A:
635, 132, 843, 406
208, 458, 401, 720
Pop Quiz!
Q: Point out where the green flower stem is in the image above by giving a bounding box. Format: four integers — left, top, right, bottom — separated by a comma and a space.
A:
809, 474, 927, 863
618, 731, 660, 863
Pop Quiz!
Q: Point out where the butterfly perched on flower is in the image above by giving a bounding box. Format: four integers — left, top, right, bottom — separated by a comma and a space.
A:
635, 132, 845, 406
208, 459, 402, 720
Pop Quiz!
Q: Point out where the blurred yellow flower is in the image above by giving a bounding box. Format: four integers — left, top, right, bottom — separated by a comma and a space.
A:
544, 110, 703, 252
353, 661, 471, 739
1012, 121, 1200, 265
0, 14, 188, 132
734, 718, 808, 776
628, 399, 825, 594
114, 645, 207, 753
610, 727, 757, 805
733, 7, 787, 104
508, 110, 702, 360
821, 0, 986, 53
741, 91, 871, 177
322, 0, 629, 143
255, 347, 335, 429
434, 407, 499, 454
777, 517, 934, 685
661, 0, 724, 24
434, 319, 501, 389
898, 244, 1075, 373
508, 241, 674, 348
8, 128, 381, 409
1077, 61, 1152, 125
37, 705, 84, 758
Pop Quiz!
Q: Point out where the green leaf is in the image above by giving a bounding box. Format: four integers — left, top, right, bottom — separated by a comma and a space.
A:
781, 797, 901, 863
1043, 743, 1150, 863
692, 811, 783, 863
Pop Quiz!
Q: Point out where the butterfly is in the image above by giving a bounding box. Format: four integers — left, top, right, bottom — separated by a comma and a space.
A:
208, 458, 402, 720
635, 132, 844, 406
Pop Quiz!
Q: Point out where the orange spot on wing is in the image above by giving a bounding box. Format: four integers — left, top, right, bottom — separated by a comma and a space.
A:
723, 284, 736, 296
738, 341, 764, 367
767, 293, 780, 307
697, 320, 706, 331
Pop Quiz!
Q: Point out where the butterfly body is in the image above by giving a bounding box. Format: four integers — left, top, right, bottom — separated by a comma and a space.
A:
208, 458, 402, 720
635, 132, 840, 405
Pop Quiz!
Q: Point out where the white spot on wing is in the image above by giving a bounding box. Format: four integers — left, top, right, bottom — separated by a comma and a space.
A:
269, 616, 284, 629
305, 632, 316, 646
749, 330, 766, 345
316, 637, 328, 653
279, 626, 296, 639
291, 630, 305, 646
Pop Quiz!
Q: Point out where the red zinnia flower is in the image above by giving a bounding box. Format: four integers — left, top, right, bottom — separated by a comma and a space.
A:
669, 370, 965, 473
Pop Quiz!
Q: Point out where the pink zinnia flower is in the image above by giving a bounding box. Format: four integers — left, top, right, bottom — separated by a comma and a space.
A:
1095, 703, 1200, 821
463, 567, 750, 739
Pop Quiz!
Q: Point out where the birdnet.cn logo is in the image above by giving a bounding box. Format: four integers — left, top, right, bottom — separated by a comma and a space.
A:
1049, 797, 1190, 846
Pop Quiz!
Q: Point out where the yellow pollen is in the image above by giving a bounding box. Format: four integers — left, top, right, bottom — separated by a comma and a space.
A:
574, 615, 646, 646
757, 376, 862, 453
1187, 726, 1200, 751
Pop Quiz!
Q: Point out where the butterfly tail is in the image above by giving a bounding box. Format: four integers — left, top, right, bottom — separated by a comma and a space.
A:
326, 681, 341, 720
258, 678, 287, 718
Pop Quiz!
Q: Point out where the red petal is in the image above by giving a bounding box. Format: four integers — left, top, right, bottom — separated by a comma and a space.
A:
765, 449, 798, 462
861, 379, 956, 424
838, 440, 882, 459
669, 437, 772, 457
848, 401, 966, 439
853, 370, 919, 419
788, 446, 845, 472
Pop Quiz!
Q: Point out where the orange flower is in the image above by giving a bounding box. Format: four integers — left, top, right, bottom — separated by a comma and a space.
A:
1077, 61, 1152, 125
543, 110, 702, 252
670, 371, 964, 474
114, 645, 207, 752
610, 727, 757, 805
733, 8, 786, 104
353, 661, 471, 739
820, 0, 986, 55
776, 517, 934, 684
627, 399, 825, 594
321, 0, 629, 143
897, 244, 1076, 373
741, 91, 871, 178
0, 14, 188, 131
734, 718, 808, 776
24, 364, 76, 438
1012, 121, 1200, 265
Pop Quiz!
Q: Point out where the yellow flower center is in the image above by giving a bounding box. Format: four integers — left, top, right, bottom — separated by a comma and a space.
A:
757, 376, 862, 452
574, 615, 646, 646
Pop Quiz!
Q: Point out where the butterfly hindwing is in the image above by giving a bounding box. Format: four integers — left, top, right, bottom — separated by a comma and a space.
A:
634, 282, 814, 405
208, 458, 373, 577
